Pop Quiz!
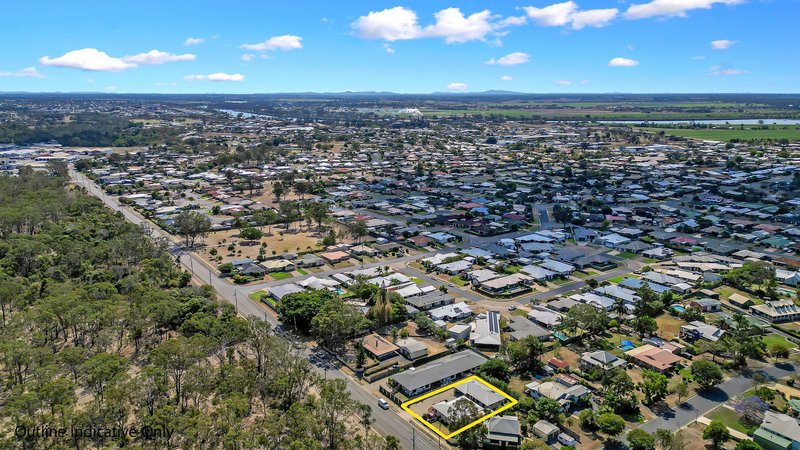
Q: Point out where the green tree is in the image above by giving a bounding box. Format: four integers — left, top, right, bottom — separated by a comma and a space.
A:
311, 297, 371, 354
642, 370, 669, 404
691, 359, 723, 389
173, 210, 211, 248
596, 412, 625, 440
734, 439, 762, 450
703, 420, 731, 449
239, 227, 263, 241
629, 428, 656, 450
670, 379, 689, 405
503, 335, 545, 373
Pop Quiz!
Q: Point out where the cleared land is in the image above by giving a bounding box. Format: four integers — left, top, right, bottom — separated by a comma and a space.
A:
637, 124, 800, 141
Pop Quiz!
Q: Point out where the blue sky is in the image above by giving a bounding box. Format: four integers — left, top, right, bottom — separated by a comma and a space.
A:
0, 0, 797, 93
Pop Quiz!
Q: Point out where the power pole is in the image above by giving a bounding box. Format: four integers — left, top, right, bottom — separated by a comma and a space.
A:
234, 290, 239, 313
412, 428, 416, 450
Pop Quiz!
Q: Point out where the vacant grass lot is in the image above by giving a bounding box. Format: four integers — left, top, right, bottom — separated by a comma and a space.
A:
637, 125, 800, 141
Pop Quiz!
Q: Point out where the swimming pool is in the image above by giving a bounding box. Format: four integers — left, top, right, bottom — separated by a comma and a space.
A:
671, 305, 686, 313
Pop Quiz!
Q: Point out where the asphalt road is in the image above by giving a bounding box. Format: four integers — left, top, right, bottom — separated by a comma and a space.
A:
638, 361, 799, 433
69, 168, 440, 450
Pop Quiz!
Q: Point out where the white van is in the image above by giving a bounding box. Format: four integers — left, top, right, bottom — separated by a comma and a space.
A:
378, 399, 389, 410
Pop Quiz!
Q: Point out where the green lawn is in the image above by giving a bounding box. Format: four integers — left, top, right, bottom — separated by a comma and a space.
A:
618, 252, 640, 260
296, 268, 308, 275
678, 367, 693, 381
762, 333, 798, 349
248, 291, 265, 301
450, 276, 469, 287
511, 309, 528, 317
411, 277, 424, 285
506, 265, 522, 273
609, 276, 629, 283
706, 406, 753, 434
270, 272, 293, 280
637, 125, 800, 142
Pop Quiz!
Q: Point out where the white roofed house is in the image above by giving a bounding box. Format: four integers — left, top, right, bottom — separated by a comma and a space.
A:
527, 305, 563, 329
525, 374, 590, 412
470, 311, 502, 349
436, 259, 473, 275
455, 380, 506, 410
520, 265, 557, 281
429, 301, 473, 321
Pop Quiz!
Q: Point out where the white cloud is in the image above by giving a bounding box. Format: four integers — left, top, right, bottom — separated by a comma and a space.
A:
500, 75, 513, 81
625, 0, 742, 19
446, 82, 468, 90
352, 6, 422, 41
523, 2, 618, 29
556, 80, 572, 85
691, 55, 707, 60
184, 72, 244, 82
709, 66, 746, 76
496, 15, 528, 27
424, 8, 494, 44
40, 48, 136, 72
383, 43, 395, 54
40, 48, 195, 72
0, 67, 44, 78
580, 80, 590, 84
711, 39, 737, 49
569, 8, 619, 29
486, 52, 530, 66
523, 2, 578, 26
184, 37, 205, 46
241, 54, 255, 62
608, 57, 640, 67
352, 6, 506, 44
123, 50, 196, 65
241, 35, 303, 52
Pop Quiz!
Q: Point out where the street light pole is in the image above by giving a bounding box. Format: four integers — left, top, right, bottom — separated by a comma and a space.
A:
234, 290, 238, 313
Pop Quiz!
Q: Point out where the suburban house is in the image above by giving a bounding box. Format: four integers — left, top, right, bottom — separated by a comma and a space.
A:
753, 411, 800, 450
428, 301, 473, 322
485, 416, 522, 449
689, 298, 722, 312
525, 374, 590, 412
390, 350, 487, 397
527, 305, 563, 328
625, 344, 683, 373
455, 380, 506, 410
680, 321, 726, 342
470, 311, 502, 349
395, 338, 428, 360
750, 300, 800, 323
320, 251, 351, 264
580, 350, 626, 372
362, 334, 399, 360
404, 292, 454, 311
267, 283, 304, 301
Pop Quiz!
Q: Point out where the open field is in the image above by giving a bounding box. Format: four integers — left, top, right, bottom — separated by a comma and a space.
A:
637, 124, 800, 141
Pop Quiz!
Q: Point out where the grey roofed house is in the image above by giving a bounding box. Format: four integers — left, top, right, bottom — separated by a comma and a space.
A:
390, 350, 488, 397
268, 283, 304, 300
540, 259, 575, 275
404, 292, 454, 310
469, 268, 500, 283
485, 416, 521, 445
508, 317, 551, 341
680, 320, 725, 342
754, 411, 800, 450
580, 350, 625, 371
641, 271, 684, 286
618, 240, 654, 253
546, 297, 578, 312
471, 311, 502, 348
455, 380, 506, 409
428, 301, 473, 321
520, 265, 557, 281
527, 305, 563, 328
594, 285, 639, 304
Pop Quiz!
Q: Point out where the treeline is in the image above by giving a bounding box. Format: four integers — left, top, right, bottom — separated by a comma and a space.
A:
0, 113, 178, 147
0, 172, 397, 449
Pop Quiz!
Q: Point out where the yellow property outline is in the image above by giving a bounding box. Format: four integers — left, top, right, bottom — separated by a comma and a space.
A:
400, 375, 518, 439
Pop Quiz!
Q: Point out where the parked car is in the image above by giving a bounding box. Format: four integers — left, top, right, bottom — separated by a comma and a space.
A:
378, 399, 389, 410
508, 305, 517, 311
